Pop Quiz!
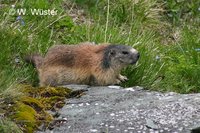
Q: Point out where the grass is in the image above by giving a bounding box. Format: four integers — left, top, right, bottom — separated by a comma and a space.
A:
0, 0, 199, 92
0, 0, 199, 132
0, 119, 22, 133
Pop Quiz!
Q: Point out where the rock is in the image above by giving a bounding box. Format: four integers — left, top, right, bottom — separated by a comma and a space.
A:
145, 118, 159, 130
191, 126, 200, 133
37, 86, 200, 133
62, 84, 89, 91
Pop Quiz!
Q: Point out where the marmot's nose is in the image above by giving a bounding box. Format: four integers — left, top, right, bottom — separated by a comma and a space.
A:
136, 52, 140, 59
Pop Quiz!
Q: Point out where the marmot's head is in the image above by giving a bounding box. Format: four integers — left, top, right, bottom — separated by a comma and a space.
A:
103, 44, 140, 70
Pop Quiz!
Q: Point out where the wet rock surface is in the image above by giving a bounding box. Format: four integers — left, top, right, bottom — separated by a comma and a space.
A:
38, 86, 200, 133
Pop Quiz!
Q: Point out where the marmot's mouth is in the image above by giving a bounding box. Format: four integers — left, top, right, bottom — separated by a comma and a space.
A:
130, 58, 139, 64
119, 59, 137, 65
130, 60, 137, 65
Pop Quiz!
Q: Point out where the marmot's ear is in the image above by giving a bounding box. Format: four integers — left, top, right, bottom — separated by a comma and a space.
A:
109, 49, 116, 56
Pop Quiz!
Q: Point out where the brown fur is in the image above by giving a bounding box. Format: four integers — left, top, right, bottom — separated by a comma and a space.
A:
26, 42, 139, 87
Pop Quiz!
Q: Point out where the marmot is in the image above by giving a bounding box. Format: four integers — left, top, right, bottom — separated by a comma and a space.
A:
25, 42, 139, 87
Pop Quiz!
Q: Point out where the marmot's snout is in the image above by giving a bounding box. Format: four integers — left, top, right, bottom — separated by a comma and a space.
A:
129, 48, 140, 64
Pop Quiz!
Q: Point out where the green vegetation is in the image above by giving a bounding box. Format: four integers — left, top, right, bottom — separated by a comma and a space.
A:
0, 0, 199, 132
1, 84, 72, 132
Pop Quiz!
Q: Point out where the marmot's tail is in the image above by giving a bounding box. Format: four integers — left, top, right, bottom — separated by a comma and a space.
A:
24, 54, 43, 70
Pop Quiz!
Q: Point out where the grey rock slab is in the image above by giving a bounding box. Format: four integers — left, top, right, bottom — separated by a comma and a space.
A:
38, 86, 200, 133
62, 84, 89, 91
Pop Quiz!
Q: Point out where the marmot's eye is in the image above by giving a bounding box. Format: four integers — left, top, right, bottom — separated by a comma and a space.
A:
122, 51, 129, 55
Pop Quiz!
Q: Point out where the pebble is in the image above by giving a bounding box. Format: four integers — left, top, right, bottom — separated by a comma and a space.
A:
90, 129, 98, 132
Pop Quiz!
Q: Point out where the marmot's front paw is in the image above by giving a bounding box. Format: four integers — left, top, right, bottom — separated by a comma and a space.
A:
116, 79, 122, 85
118, 75, 128, 82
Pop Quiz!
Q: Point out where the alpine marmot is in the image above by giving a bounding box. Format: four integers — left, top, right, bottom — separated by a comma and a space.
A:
25, 42, 140, 87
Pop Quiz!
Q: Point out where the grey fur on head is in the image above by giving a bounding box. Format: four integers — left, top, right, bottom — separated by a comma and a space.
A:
102, 44, 139, 69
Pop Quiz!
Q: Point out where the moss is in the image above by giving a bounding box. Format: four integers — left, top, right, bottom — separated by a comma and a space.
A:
20, 96, 44, 111
4, 84, 72, 132
40, 86, 72, 97
19, 84, 72, 97
40, 96, 65, 110
11, 102, 38, 133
